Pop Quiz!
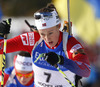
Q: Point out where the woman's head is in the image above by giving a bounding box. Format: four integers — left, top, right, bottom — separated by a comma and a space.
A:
39, 25, 60, 47
34, 3, 61, 47
14, 51, 33, 85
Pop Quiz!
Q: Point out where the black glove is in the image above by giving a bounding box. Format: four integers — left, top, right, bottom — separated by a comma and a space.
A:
0, 18, 11, 37
44, 52, 64, 66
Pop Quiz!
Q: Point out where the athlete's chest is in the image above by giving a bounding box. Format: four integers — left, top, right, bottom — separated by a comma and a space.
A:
32, 41, 67, 71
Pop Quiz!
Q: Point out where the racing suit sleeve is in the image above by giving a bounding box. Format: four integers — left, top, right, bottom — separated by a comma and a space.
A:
0, 32, 40, 54
63, 36, 91, 77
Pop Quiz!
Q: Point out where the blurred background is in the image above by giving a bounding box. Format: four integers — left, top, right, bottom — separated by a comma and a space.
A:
0, 0, 100, 87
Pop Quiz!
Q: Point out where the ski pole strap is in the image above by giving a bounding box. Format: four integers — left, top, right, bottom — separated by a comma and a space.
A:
1, 39, 7, 87
57, 55, 61, 64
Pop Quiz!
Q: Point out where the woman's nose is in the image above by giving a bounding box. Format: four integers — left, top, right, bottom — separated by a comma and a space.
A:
21, 76, 25, 81
45, 35, 50, 41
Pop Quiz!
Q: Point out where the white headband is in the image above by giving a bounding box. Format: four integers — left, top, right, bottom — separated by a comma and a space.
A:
34, 10, 61, 30
14, 55, 33, 71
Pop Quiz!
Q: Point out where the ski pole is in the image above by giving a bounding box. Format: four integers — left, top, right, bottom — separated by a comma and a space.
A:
67, 0, 72, 35
62, 0, 72, 35
55, 65, 75, 87
25, 20, 38, 32
34, 53, 76, 87
1, 39, 7, 87
1, 19, 11, 87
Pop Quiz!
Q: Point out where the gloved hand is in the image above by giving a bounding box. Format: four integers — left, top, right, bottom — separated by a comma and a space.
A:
7, 83, 17, 87
0, 18, 11, 37
44, 52, 64, 66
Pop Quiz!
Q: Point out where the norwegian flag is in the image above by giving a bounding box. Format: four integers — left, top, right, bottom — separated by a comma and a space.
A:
42, 23, 46, 27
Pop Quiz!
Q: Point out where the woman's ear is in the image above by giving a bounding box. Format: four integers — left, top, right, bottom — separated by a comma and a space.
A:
56, 23, 61, 29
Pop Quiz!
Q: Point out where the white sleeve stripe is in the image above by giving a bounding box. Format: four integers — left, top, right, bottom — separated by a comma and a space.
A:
84, 63, 91, 70
75, 61, 91, 70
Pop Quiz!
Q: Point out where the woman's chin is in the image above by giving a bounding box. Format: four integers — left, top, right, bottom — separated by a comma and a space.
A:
48, 44, 55, 48
20, 81, 27, 85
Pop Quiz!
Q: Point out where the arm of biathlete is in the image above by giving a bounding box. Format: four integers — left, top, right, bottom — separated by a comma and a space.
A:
0, 32, 40, 54
63, 36, 91, 77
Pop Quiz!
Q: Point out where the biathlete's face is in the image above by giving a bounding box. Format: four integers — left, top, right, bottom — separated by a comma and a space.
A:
16, 70, 33, 85
38, 25, 60, 47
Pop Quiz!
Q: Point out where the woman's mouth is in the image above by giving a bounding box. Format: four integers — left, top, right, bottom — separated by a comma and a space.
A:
48, 41, 53, 45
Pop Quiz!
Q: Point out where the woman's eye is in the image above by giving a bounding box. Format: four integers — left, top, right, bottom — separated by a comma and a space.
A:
49, 32, 53, 35
41, 33, 45, 36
